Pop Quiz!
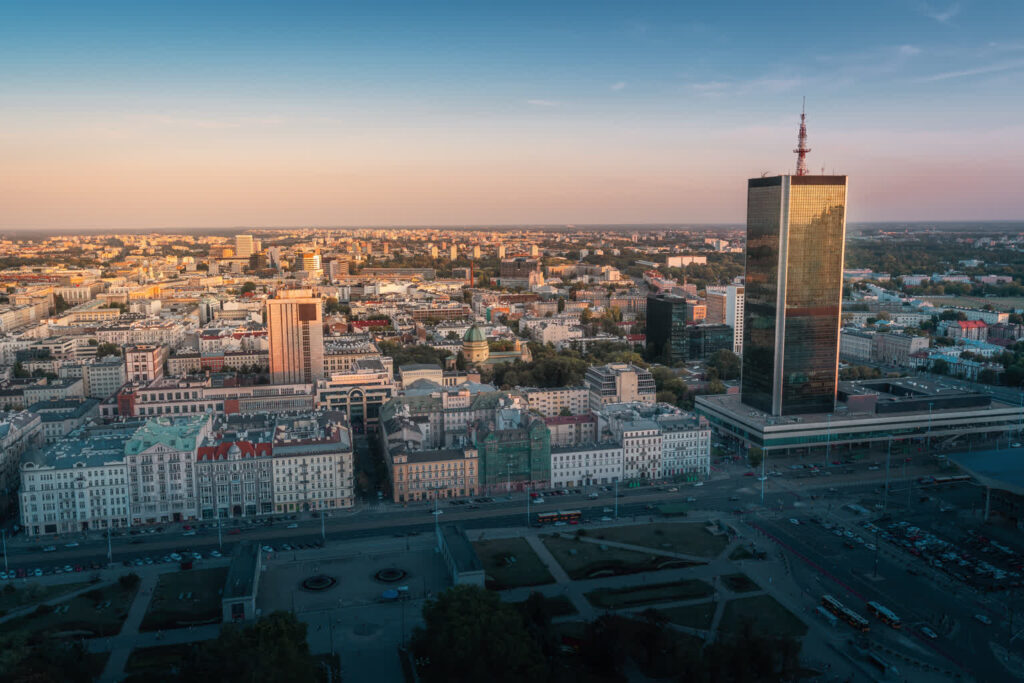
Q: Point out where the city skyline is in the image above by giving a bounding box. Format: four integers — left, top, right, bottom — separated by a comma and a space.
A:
4, 1, 1024, 231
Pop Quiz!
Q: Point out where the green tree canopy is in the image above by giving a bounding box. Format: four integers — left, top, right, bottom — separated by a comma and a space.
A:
411, 585, 548, 683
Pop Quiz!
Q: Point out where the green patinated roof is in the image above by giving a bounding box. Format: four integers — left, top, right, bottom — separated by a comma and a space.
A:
125, 414, 210, 455
463, 325, 485, 343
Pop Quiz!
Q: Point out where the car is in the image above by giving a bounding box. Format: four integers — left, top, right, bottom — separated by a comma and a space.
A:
554, 521, 567, 526
867, 465, 879, 471
974, 614, 992, 625
170, 553, 182, 561
667, 487, 678, 493
757, 476, 767, 481
144, 557, 154, 565
192, 552, 202, 560
693, 482, 703, 487
281, 544, 292, 551
133, 559, 144, 566
600, 516, 612, 522
33, 568, 43, 577
182, 530, 196, 536
728, 496, 739, 501
1013, 443, 1022, 448
64, 542, 79, 548
431, 509, 443, 516
843, 540, 857, 549
63, 564, 73, 572
685, 496, 697, 503
920, 626, 938, 639
286, 523, 298, 529
210, 550, 222, 558
183, 525, 192, 531
262, 545, 274, 553
42, 546, 56, 552
588, 492, 599, 499
744, 471, 755, 477
788, 518, 800, 526
865, 543, 877, 551
533, 498, 544, 504
228, 528, 241, 535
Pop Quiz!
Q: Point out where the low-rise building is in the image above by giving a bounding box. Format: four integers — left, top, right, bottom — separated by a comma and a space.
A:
521, 385, 590, 417
19, 426, 132, 536
31, 398, 100, 443
271, 411, 354, 513
550, 442, 623, 488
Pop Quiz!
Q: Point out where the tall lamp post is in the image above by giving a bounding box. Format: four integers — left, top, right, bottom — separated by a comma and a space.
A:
883, 437, 892, 512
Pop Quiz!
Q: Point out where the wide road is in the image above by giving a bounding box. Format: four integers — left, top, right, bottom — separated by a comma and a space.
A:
2, 465, 932, 574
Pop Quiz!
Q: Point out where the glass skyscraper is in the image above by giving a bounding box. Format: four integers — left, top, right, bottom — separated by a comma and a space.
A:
741, 175, 848, 416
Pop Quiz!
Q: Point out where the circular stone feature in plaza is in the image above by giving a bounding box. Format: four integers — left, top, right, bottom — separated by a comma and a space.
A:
374, 568, 407, 583
301, 574, 337, 591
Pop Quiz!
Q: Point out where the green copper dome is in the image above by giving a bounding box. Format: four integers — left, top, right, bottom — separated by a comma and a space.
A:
463, 325, 485, 343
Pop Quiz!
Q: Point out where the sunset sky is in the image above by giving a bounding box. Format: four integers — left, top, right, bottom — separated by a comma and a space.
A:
2, 0, 1023, 230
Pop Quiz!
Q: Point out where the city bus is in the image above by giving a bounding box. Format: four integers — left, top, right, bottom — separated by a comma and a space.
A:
821, 595, 870, 632
867, 601, 902, 629
537, 510, 583, 524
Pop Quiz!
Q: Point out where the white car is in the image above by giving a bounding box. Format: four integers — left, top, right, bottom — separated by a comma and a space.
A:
788, 518, 800, 526
64, 542, 79, 548
693, 482, 704, 487
261, 545, 274, 553
600, 516, 613, 522
286, 523, 298, 529
533, 498, 545, 504
920, 626, 938, 639
42, 546, 56, 552
975, 614, 992, 625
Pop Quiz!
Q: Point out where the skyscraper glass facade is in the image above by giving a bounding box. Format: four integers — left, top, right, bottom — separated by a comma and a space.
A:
741, 175, 847, 415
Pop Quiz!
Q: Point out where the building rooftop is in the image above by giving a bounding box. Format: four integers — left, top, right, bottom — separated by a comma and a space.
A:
949, 448, 1024, 497
223, 542, 260, 600
440, 524, 483, 574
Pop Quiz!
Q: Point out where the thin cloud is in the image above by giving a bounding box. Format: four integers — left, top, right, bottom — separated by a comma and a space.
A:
921, 2, 960, 24
526, 99, 559, 107
918, 59, 1024, 81
899, 45, 922, 56
610, 81, 627, 91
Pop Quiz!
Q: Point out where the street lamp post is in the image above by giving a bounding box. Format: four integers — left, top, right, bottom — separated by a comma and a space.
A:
526, 484, 531, 528
825, 414, 831, 470
1, 529, 7, 573
883, 437, 892, 512
927, 402, 934, 451
614, 479, 619, 519
217, 509, 222, 551
106, 525, 112, 565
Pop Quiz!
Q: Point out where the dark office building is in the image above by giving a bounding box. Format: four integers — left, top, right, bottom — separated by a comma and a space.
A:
646, 293, 689, 362
647, 294, 731, 363
740, 175, 848, 416
686, 324, 734, 361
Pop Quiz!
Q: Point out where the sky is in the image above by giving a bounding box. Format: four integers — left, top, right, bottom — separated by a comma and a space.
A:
2, 0, 1023, 231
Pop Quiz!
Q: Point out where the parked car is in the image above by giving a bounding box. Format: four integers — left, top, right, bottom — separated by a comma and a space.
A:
975, 614, 992, 625
286, 523, 298, 529
920, 626, 938, 639
42, 546, 56, 552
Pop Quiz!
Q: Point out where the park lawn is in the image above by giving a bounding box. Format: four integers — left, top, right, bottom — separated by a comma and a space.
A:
124, 643, 197, 674
139, 567, 228, 632
718, 595, 807, 639
585, 579, 713, 610
543, 535, 699, 581
473, 538, 555, 590
0, 580, 93, 613
592, 523, 729, 558
0, 580, 137, 641
656, 601, 717, 630
720, 573, 760, 593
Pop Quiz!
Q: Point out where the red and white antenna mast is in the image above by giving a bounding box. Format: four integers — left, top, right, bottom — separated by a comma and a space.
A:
793, 97, 810, 176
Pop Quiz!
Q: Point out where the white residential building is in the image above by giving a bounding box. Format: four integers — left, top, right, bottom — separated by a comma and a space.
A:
550, 443, 623, 488
521, 386, 590, 417
656, 414, 711, 478
124, 415, 211, 524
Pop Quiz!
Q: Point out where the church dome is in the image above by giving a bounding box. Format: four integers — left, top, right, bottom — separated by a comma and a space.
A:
463, 325, 485, 343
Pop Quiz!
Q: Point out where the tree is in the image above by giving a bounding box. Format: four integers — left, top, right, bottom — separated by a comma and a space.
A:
558, 406, 573, 417
239, 281, 258, 295
95, 342, 121, 359
979, 368, 999, 385
748, 446, 764, 469
706, 349, 741, 381
932, 358, 950, 375
411, 585, 548, 683
174, 611, 319, 683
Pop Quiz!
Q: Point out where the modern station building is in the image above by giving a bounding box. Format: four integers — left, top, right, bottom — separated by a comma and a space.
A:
697, 378, 1022, 458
